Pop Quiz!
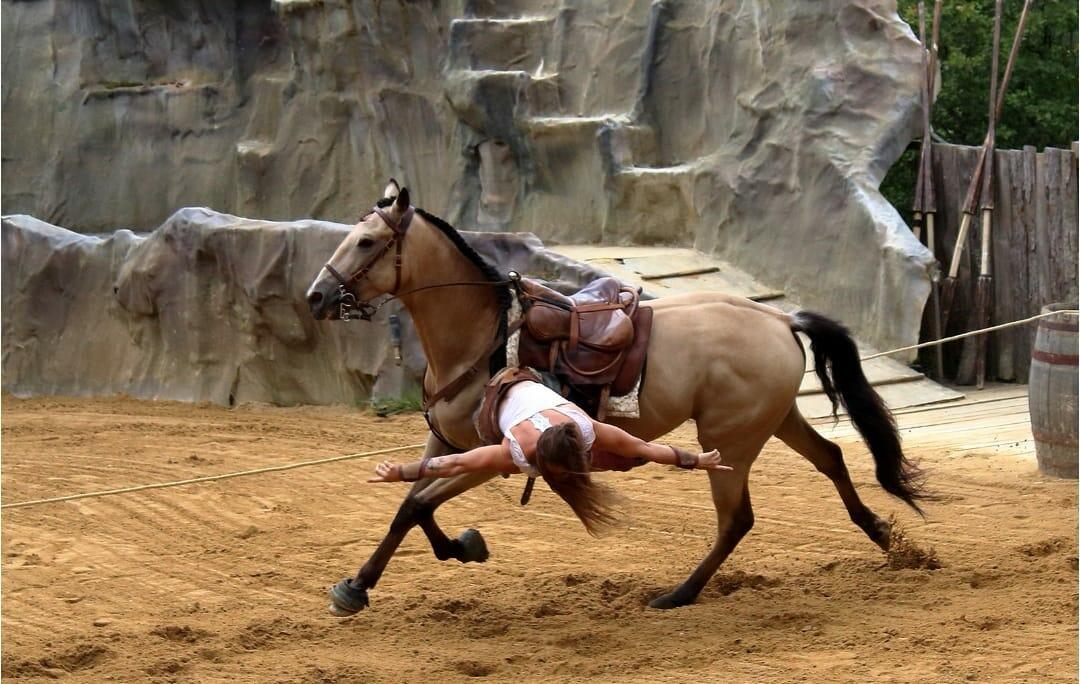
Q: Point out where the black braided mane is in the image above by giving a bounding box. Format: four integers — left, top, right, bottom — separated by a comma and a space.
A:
416, 208, 511, 374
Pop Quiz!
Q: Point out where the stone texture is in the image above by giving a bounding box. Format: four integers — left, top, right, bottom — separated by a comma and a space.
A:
2, 0, 932, 353
1, 209, 608, 405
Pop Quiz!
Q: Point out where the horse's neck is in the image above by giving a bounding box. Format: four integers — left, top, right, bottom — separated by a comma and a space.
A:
399, 225, 501, 389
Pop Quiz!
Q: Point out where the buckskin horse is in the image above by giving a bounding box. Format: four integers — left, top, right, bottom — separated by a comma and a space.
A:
305, 180, 927, 615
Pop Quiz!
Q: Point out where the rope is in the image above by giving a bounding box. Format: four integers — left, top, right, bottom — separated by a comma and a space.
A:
1, 443, 426, 511
7, 310, 1076, 509
806, 309, 1079, 373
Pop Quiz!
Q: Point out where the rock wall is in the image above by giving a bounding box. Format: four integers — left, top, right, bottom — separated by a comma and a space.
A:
1, 0, 932, 353
1, 209, 606, 405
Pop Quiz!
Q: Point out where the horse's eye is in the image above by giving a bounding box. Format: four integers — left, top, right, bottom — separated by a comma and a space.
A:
358, 238, 374, 249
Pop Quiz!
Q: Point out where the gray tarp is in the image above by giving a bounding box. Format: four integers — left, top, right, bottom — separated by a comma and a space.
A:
2, 1, 933, 354
1, 209, 608, 405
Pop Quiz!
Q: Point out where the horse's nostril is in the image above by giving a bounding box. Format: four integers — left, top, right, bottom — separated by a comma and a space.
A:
308, 291, 323, 305
113, 286, 119, 295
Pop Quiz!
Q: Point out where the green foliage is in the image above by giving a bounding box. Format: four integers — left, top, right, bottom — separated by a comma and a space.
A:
369, 387, 423, 417
882, 0, 1078, 224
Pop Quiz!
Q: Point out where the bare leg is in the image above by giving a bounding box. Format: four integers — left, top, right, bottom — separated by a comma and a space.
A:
329, 469, 495, 615
774, 407, 891, 550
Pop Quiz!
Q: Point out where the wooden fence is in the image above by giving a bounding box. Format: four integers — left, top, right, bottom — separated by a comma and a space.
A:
921, 143, 1078, 383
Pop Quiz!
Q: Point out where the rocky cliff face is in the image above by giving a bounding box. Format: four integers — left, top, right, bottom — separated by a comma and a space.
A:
2, 0, 932, 352
1, 209, 607, 405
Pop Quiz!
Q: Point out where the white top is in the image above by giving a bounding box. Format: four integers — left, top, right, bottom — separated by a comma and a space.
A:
498, 381, 596, 477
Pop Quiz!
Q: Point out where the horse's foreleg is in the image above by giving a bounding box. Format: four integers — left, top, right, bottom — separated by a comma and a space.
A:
390, 470, 495, 569
328, 486, 427, 615
649, 466, 754, 609
417, 512, 491, 564
409, 434, 492, 563
329, 470, 495, 616
775, 407, 892, 551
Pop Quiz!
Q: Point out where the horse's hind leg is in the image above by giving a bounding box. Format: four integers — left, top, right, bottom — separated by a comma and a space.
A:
649, 448, 759, 610
775, 406, 891, 551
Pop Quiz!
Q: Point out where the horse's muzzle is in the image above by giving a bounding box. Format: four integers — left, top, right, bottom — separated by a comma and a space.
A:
307, 283, 341, 320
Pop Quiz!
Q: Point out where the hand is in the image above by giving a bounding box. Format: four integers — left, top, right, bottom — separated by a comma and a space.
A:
696, 449, 733, 471
368, 460, 402, 483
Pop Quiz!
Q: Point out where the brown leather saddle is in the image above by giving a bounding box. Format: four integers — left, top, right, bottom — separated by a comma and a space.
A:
514, 276, 653, 417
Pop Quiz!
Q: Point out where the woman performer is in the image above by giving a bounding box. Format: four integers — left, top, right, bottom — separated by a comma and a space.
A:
368, 375, 730, 534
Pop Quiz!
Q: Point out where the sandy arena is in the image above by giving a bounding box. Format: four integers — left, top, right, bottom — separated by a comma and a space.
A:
2, 393, 1076, 683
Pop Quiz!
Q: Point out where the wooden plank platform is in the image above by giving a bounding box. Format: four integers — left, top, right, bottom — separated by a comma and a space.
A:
798, 344, 924, 395
548, 245, 784, 301
812, 384, 1033, 459
798, 377, 963, 418
790, 314, 963, 417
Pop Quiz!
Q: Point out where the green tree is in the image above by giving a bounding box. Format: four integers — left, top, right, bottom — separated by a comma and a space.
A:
882, 0, 1078, 225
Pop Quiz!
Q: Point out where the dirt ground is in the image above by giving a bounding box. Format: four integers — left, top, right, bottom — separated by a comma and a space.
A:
2, 394, 1076, 683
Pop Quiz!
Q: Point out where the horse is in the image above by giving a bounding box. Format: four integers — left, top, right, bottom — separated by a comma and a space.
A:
305, 180, 927, 615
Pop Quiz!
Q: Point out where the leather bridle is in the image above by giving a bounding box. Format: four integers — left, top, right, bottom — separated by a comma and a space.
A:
321, 204, 520, 443
324, 205, 415, 320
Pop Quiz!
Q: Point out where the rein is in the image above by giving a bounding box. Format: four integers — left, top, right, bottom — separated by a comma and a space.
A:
326, 203, 513, 321
354, 278, 514, 322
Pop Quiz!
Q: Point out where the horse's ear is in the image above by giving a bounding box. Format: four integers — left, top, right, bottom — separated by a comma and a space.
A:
383, 178, 400, 199
395, 187, 410, 211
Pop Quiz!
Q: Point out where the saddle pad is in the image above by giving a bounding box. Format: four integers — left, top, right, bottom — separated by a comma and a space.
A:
605, 372, 643, 419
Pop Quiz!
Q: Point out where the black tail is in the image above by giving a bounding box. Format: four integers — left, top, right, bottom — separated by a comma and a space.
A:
791, 311, 929, 515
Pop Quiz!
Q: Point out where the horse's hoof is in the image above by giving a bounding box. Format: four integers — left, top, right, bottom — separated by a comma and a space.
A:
458, 528, 490, 564
870, 517, 892, 552
328, 579, 369, 616
648, 590, 694, 610
328, 602, 357, 617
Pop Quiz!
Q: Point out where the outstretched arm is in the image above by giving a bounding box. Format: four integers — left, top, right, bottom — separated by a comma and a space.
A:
591, 422, 731, 471
369, 443, 515, 483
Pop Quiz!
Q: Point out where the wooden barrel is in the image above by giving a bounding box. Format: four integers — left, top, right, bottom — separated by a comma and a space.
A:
1028, 303, 1079, 478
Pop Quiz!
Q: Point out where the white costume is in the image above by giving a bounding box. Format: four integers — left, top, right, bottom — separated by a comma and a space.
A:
497, 381, 596, 477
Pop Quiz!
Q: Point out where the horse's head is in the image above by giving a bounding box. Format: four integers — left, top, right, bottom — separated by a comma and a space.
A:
306, 179, 413, 320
